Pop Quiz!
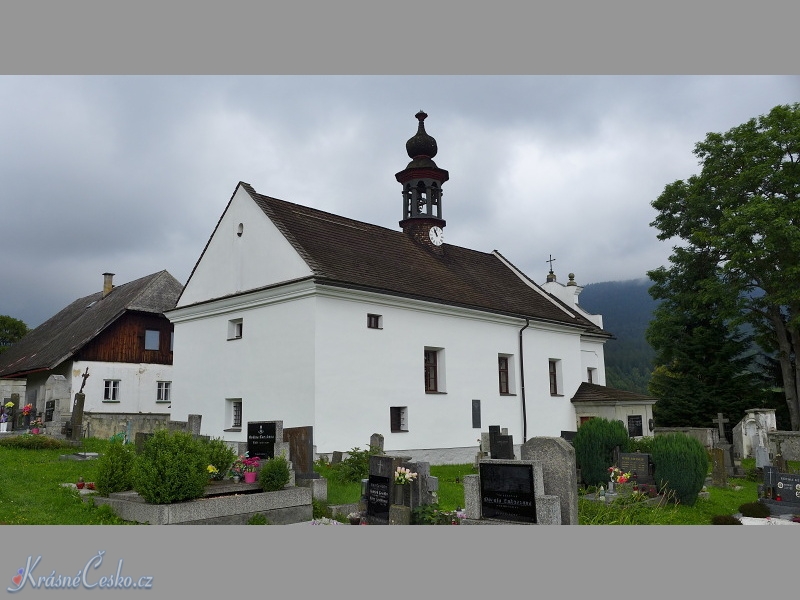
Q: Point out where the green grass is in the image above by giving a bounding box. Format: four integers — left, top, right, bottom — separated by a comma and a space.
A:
0, 436, 130, 525
2, 438, 797, 526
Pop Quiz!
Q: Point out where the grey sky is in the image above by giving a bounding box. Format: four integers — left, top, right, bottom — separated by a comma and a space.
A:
2, 75, 798, 328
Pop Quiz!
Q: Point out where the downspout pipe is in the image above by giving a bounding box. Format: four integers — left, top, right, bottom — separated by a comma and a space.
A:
519, 318, 530, 443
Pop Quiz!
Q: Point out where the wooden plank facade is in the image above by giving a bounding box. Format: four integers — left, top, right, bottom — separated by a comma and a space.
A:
75, 312, 174, 365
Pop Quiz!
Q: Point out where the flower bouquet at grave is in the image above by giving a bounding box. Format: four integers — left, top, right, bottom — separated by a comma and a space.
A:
242, 456, 261, 473
207, 464, 221, 480
22, 404, 33, 416
394, 466, 417, 485
608, 466, 632, 483
229, 456, 246, 479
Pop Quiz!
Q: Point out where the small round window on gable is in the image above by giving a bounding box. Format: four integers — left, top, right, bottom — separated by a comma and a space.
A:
237, 223, 244, 237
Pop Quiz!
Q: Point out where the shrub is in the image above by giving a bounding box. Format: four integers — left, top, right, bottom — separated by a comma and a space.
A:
650, 433, 709, 506
711, 514, 742, 525
739, 501, 771, 518
0, 434, 71, 450
259, 453, 291, 492
132, 429, 208, 504
628, 436, 655, 454
328, 446, 383, 484
95, 439, 135, 496
412, 503, 460, 525
573, 418, 630, 487
247, 513, 270, 525
202, 437, 236, 480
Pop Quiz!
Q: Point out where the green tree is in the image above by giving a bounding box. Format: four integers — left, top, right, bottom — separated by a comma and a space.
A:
0, 315, 28, 354
646, 247, 767, 427
649, 103, 800, 430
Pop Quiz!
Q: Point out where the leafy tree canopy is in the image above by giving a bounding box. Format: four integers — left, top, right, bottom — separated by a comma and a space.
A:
0, 315, 28, 354
649, 103, 800, 430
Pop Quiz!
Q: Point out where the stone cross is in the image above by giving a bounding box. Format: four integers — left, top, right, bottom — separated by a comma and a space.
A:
712, 413, 729, 442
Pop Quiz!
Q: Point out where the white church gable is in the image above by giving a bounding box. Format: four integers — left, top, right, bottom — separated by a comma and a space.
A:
178, 185, 313, 307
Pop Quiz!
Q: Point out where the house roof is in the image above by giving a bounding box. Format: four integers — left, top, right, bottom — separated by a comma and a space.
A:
571, 382, 658, 404
195, 182, 609, 335
0, 271, 183, 379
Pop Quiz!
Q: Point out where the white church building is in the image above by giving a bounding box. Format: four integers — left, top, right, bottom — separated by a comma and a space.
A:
167, 111, 631, 463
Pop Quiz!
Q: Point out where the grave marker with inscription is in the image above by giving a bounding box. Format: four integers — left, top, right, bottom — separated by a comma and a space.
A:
247, 421, 277, 459
618, 452, 654, 485
479, 462, 536, 523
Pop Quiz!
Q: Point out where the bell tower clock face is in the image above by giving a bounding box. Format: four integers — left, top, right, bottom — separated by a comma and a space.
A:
428, 226, 444, 246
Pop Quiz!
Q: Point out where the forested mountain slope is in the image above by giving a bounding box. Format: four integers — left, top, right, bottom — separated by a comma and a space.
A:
578, 278, 658, 394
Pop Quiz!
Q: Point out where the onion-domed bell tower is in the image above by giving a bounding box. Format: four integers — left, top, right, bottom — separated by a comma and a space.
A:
396, 110, 449, 254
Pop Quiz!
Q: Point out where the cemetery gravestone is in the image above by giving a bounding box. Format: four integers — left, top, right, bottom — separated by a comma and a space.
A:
247, 421, 277, 460
370, 433, 384, 453
479, 462, 537, 523
488, 426, 501, 458
618, 452, 654, 485
283, 426, 318, 479
755, 445, 770, 470
366, 454, 411, 524
710, 447, 726, 487
520, 436, 577, 525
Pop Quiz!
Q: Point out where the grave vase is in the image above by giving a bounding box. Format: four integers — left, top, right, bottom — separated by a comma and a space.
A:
244, 471, 257, 484
0, 422, 7, 433
608, 481, 615, 493
393, 484, 406, 506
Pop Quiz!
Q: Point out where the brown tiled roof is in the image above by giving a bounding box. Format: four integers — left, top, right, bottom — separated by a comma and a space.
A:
571, 382, 658, 404
0, 271, 182, 378
232, 182, 610, 334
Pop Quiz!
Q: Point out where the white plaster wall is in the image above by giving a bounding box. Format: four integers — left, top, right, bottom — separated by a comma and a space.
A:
311, 291, 586, 454
521, 322, 586, 438
178, 186, 313, 307
581, 339, 607, 385
69, 361, 174, 414
170, 291, 316, 441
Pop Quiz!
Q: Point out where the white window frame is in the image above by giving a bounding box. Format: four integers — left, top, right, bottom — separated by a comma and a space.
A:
549, 359, 563, 396
103, 380, 120, 402
156, 381, 171, 403
424, 347, 446, 393
228, 318, 243, 340
498, 353, 516, 395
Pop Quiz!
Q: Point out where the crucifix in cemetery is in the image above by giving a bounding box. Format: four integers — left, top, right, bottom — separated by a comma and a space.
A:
712, 412, 730, 444
69, 367, 89, 441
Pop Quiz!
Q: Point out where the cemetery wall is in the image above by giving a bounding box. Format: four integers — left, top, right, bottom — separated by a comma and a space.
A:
0, 379, 25, 401
768, 431, 800, 462
81, 412, 174, 439
654, 427, 714, 449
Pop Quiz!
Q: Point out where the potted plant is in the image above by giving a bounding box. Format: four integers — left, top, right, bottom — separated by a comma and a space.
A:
242, 456, 261, 483
0, 401, 11, 433
30, 416, 43, 435
229, 456, 246, 483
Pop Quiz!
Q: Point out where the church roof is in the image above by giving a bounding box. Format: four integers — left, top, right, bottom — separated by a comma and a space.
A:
224, 182, 610, 335
0, 271, 182, 379
571, 382, 658, 404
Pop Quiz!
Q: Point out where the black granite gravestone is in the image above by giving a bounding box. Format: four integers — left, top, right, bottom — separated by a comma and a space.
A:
488, 426, 501, 458
479, 462, 536, 523
618, 452, 654, 484
247, 421, 276, 459
494, 434, 514, 459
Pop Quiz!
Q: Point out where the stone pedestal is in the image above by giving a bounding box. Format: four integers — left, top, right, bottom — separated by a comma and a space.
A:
389, 504, 412, 525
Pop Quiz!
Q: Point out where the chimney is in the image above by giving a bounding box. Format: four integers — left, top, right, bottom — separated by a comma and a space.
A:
103, 273, 115, 298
